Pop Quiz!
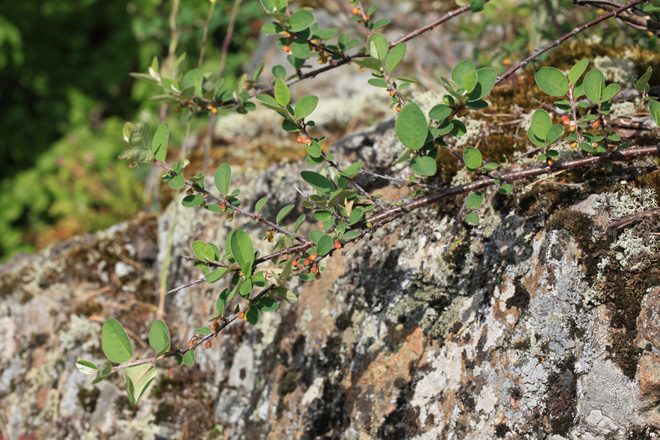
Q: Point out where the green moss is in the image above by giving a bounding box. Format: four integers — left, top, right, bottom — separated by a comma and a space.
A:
546, 355, 577, 435
278, 370, 298, 397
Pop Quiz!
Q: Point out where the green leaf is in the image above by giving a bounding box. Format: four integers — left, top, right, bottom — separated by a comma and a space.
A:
151, 123, 169, 162
125, 363, 156, 406
396, 103, 428, 150
118, 147, 155, 164
274, 78, 290, 106
635, 66, 652, 94
183, 350, 195, 366
290, 39, 311, 59
272, 64, 287, 79
471, 0, 485, 11
568, 59, 589, 86
294, 95, 319, 119
535, 66, 569, 97
480, 162, 498, 171
527, 127, 546, 148
465, 212, 479, 224
463, 147, 482, 169
196, 327, 212, 335
317, 234, 333, 255
92, 361, 114, 384
207, 267, 232, 283
352, 57, 382, 70
498, 183, 513, 194
148, 320, 171, 352
230, 230, 255, 276
349, 207, 363, 225
301, 170, 335, 193
168, 174, 185, 190
546, 124, 564, 145
463, 69, 478, 93
429, 104, 452, 121
340, 161, 364, 178
288, 10, 314, 32
294, 214, 306, 233
214, 163, 231, 195
183, 69, 204, 96
76, 359, 98, 375
255, 296, 279, 312
385, 43, 406, 74
601, 83, 620, 102
649, 99, 660, 126
273, 286, 298, 303
255, 197, 268, 215
276, 204, 296, 224
306, 141, 322, 158
262, 21, 284, 35
452, 60, 475, 85
342, 230, 360, 240
245, 305, 261, 325
192, 241, 215, 262
367, 33, 388, 60
182, 195, 204, 207
467, 68, 497, 101
410, 156, 437, 176
313, 209, 333, 222
583, 69, 605, 103
465, 191, 483, 209
102, 319, 133, 363
531, 109, 552, 140
368, 78, 388, 88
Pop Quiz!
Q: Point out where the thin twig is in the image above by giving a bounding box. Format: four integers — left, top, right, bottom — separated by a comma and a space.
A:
496, 0, 649, 85
198, 0, 217, 69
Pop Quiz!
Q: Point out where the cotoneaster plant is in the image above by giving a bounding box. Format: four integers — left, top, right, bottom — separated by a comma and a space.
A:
76, 0, 660, 405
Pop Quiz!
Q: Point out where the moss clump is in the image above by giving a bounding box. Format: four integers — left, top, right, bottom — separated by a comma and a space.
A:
546, 355, 577, 435
278, 370, 298, 397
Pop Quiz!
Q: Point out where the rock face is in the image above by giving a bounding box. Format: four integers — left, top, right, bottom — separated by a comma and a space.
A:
1, 111, 660, 440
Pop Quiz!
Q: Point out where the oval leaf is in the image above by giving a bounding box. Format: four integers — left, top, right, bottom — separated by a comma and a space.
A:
531, 109, 552, 140
429, 104, 452, 121
214, 163, 231, 195
396, 103, 428, 150
230, 230, 255, 276
276, 204, 296, 224
467, 68, 497, 101
535, 66, 569, 97
465, 191, 484, 209
583, 69, 604, 103
385, 43, 406, 74
192, 240, 215, 262
151, 123, 169, 162
317, 234, 333, 255
452, 60, 476, 85
301, 170, 335, 193
410, 156, 437, 176
102, 319, 133, 363
288, 10, 314, 32
367, 33, 388, 60
463, 147, 483, 169
274, 78, 290, 106
568, 59, 589, 86
148, 320, 171, 352
295, 95, 319, 120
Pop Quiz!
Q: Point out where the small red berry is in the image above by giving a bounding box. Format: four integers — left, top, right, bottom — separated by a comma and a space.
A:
205, 341, 212, 349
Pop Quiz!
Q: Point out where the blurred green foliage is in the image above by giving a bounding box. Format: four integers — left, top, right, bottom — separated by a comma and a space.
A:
0, 0, 262, 261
